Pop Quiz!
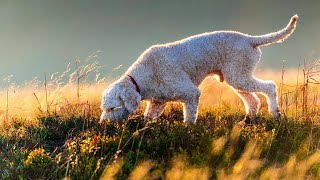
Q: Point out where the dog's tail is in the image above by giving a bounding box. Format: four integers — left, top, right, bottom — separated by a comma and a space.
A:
250, 15, 298, 47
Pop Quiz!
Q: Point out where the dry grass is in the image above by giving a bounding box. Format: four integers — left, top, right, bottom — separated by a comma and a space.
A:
1, 55, 320, 179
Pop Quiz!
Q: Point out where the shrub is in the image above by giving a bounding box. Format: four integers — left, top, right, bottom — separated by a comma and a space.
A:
23, 148, 56, 179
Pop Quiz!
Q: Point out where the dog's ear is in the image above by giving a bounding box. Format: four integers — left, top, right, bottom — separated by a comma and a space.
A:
119, 88, 141, 113
100, 89, 109, 110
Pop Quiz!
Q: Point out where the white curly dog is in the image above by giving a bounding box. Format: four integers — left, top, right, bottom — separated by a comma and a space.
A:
100, 15, 298, 124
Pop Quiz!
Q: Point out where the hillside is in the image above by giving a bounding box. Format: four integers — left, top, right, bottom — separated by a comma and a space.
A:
1, 59, 320, 179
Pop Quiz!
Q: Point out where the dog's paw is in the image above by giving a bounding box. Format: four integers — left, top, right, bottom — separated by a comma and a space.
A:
241, 115, 261, 126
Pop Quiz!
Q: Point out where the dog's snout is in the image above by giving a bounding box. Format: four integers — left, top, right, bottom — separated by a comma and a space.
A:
99, 111, 108, 123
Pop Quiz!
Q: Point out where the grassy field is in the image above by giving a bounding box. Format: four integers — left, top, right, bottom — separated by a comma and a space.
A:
1, 56, 320, 179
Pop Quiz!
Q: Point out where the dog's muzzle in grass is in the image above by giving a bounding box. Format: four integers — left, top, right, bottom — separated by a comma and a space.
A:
100, 106, 129, 123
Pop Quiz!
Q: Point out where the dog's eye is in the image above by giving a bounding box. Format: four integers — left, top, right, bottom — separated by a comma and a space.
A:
106, 106, 123, 112
107, 107, 115, 111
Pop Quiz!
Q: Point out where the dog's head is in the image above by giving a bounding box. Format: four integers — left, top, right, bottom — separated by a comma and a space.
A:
100, 82, 141, 123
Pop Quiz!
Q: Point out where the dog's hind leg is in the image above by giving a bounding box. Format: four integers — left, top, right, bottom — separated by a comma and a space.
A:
225, 71, 280, 118
235, 90, 260, 116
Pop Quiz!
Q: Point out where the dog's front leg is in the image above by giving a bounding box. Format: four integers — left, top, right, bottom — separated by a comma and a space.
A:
183, 100, 199, 124
176, 85, 200, 124
181, 89, 200, 124
144, 101, 166, 121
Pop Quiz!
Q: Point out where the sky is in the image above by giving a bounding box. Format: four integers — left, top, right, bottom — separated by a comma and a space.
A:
0, 0, 319, 84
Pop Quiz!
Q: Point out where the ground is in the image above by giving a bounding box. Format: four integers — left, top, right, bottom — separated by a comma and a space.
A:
1, 59, 320, 179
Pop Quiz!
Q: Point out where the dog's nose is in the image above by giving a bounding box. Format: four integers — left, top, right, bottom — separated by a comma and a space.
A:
99, 111, 107, 123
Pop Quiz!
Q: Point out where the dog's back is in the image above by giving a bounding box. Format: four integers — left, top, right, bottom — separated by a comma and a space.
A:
126, 15, 298, 87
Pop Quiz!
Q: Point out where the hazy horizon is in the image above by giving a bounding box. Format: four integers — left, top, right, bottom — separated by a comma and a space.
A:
0, 0, 319, 84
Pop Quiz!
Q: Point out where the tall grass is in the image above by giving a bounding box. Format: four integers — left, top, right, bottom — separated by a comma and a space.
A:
0, 51, 108, 126
1, 55, 320, 179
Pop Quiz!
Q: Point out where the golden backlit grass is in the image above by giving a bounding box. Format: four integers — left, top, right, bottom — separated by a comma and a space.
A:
1, 57, 320, 179
0, 66, 315, 126
101, 126, 320, 179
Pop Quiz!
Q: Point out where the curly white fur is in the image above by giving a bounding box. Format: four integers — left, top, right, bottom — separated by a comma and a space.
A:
100, 15, 298, 123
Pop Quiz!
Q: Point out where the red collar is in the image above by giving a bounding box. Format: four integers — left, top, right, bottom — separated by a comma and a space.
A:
127, 75, 141, 94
